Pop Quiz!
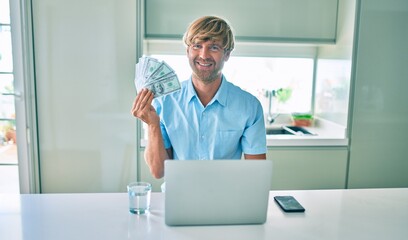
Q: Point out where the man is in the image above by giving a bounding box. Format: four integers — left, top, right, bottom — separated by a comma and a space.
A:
131, 16, 267, 179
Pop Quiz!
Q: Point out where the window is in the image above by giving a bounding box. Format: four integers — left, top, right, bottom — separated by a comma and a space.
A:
0, 0, 19, 193
150, 54, 314, 114
0, 0, 16, 145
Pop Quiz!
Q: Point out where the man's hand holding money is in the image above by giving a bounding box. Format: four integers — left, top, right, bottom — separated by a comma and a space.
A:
131, 89, 159, 126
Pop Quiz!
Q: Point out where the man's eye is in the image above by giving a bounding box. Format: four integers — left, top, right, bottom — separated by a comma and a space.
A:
192, 44, 201, 50
210, 45, 221, 52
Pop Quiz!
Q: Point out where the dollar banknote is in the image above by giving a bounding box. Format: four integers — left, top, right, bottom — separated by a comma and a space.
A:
134, 56, 181, 97
149, 62, 174, 81
143, 57, 162, 80
144, 74, 181, 97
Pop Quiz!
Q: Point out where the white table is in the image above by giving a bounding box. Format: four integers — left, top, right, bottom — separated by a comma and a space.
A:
1, 189, 407, 240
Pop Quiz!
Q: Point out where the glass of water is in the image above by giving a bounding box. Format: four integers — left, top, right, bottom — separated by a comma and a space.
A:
127, 182, 152, 214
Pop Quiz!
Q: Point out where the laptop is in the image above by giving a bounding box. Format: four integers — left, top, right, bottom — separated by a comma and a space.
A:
164, 160, 272, 226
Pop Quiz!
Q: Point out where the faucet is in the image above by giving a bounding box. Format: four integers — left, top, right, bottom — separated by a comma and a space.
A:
263, 89, 280, 124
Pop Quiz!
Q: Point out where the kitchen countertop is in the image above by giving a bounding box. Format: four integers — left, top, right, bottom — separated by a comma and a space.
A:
266, 116, 348, 147
2, 189, 407, 240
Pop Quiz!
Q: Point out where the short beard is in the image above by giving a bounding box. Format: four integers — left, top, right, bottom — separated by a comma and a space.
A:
191, 69, 220, 84
189, 59, 224, 84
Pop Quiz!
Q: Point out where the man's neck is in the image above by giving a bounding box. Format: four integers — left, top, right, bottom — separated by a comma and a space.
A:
192, 76, 222, 107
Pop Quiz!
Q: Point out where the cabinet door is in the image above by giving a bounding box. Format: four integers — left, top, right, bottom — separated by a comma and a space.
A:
146, 0, 338, 43
267, 148, 347, 190
347, 0, 408, 188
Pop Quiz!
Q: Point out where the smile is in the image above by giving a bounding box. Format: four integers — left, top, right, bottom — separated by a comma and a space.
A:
196, 61, 213, 67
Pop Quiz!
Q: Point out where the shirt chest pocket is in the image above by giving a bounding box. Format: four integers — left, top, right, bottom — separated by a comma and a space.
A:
214, 130, 243, 158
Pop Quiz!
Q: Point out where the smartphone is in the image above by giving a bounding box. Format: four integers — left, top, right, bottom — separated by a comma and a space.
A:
274, 196, 305, 212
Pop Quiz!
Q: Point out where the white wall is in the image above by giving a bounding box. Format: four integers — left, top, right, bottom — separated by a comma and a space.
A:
32, 0, 137, 192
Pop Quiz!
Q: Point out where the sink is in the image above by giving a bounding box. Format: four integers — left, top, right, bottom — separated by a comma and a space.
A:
266, 128, 294, 135
266, 126, 315, 136
285, 126, 314, 135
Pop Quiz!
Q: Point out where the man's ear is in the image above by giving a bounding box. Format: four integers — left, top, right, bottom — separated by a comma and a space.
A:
224, 50, 231, 62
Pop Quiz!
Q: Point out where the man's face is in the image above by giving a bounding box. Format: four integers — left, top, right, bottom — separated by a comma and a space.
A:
187, 40, 230, 84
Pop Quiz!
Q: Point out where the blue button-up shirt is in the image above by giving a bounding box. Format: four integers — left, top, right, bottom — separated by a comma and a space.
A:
152, 76, 267, 160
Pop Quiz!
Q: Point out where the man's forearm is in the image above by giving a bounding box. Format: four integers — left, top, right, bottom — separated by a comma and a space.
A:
145, 124, 169, 179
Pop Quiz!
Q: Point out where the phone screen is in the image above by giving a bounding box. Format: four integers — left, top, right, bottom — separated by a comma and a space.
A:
274, 196, 305, 212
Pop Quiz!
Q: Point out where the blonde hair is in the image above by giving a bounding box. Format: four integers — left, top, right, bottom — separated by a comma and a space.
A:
183, 16, 235, 52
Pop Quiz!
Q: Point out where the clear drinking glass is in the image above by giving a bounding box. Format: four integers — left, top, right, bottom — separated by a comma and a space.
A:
127, 182, 151, 214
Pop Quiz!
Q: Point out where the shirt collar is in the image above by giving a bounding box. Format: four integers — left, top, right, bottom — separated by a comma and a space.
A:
186, 78, 197, 103
186, 75, 228, 107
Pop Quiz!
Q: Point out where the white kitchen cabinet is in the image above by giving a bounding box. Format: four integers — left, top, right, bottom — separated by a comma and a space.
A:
267, 147, 348, 190
347, 0, 408, 188
31, 0, 137, 193
139, 147, 348, 192
146, 0, 338, 43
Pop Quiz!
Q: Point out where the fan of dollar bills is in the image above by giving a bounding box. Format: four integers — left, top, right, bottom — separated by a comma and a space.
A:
134, 56, 181, 98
